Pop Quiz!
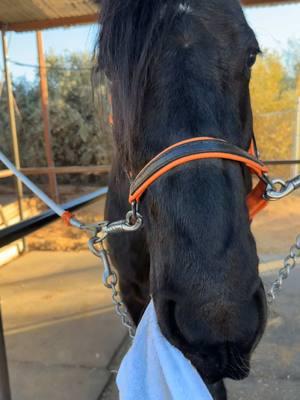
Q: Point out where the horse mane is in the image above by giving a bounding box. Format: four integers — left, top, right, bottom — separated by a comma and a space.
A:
96, 0, 183, 165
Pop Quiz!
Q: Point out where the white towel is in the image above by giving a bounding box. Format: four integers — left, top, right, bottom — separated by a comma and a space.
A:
117, 300, 213, 400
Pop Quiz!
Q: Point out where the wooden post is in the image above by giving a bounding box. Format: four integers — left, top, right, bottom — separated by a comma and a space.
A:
0, 303, 11, 400
36, 30, 59, 202
292, 97, 300, 177
1, 31, 24, 225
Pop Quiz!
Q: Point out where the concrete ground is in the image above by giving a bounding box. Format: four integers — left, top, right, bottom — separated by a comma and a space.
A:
226, 265, 300, 400
0, 251, 127, 400
0, 251, 300, 399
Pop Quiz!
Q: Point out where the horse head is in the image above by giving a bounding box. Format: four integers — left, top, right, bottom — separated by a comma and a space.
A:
97, 0, 267, 385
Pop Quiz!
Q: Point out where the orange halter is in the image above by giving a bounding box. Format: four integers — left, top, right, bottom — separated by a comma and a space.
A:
129, 137, 269, 220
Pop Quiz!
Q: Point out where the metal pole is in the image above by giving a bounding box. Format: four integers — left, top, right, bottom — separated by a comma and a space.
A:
0, 303, 11, 400
0, 187, 108, 248
1, 31, 25, 235
293, 97, 300, 177
36, 30, 59, 202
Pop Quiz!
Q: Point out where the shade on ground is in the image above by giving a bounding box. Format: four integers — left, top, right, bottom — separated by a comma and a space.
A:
0, 251, 127, 400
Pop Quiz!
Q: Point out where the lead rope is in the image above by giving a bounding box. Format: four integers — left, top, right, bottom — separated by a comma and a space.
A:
89, 239, 137, 339
87, 209, 143, 339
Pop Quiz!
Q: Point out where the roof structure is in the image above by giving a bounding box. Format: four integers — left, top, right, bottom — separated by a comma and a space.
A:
243, 0, 299, 5
0, 0, 98, 32
0, 0, 299, 32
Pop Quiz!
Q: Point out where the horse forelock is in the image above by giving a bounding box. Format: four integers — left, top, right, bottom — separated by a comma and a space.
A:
96, 1, 188, 165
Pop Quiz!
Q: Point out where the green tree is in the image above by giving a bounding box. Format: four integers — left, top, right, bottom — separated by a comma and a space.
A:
0, 51, 113, 184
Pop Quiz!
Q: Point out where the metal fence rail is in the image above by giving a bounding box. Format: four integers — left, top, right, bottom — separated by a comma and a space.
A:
0, 187, 108, 248
0, 305, 11, 400
265, 160, 300, 165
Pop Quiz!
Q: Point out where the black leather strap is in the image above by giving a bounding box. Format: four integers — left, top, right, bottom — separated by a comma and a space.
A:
130, 139, 265, 198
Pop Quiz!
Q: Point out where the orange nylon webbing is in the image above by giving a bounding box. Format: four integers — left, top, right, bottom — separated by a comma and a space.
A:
128, 137, 268, 219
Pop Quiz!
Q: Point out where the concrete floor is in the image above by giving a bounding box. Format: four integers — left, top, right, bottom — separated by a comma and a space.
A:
0, 251, 127, 400
226, 265, 300, 400
0, 251, 300, 400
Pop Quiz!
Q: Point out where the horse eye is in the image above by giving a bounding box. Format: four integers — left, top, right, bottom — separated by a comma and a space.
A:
247, 52, 257, 68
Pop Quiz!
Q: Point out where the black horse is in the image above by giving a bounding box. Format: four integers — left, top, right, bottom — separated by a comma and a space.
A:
96, 1, 267, 398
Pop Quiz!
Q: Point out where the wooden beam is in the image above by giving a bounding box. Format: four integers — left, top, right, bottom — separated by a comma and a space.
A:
0, 170, 13, 179
1, 14, 98, 33
0, 1, 298, 33
20, 165, 111, 176
36, 31, 59, 202
0, 166, 110, 179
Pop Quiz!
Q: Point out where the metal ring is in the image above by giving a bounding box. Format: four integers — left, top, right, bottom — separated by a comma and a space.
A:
104, 271, 118, 289
125, 211, 143, 229
88, 236, 106, 257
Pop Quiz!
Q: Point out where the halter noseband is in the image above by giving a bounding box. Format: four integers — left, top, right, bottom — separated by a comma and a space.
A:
129, 137, 269, 220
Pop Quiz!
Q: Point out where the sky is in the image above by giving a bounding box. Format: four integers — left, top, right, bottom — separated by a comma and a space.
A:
0, 3, 300, 81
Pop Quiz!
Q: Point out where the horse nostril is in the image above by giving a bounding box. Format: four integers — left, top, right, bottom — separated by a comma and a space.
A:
165, 299, 182, 339
160, 298, 177, 332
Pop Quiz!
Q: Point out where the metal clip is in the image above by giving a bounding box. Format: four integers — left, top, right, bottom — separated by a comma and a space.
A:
88, 237, 117, 288
103, 211, 143, 234
79, 221, 109, 238
264, 175, 300, 201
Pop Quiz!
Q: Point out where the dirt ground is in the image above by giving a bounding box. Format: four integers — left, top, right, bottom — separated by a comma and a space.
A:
26, 197, 107, 251
24, 192, 300, 258
252, 193, 300, 257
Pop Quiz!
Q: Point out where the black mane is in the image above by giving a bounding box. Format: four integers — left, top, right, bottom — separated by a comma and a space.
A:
97, 0, 190, 163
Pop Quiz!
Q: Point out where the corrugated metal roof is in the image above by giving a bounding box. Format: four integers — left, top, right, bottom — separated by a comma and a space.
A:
0, 0, 299, 32
0, 0, 98, 32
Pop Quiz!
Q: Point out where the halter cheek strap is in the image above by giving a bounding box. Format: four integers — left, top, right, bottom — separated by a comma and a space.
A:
128, 137, 269, 220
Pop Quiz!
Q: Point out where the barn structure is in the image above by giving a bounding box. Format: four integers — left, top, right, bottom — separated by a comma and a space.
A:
0, 0, 298, 32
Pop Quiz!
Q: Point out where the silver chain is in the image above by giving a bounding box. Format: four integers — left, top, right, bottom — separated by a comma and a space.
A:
88, 239, 136, 338
267, 234, 300, 303
109, 273, 136, 339
87, 208, 142, 338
